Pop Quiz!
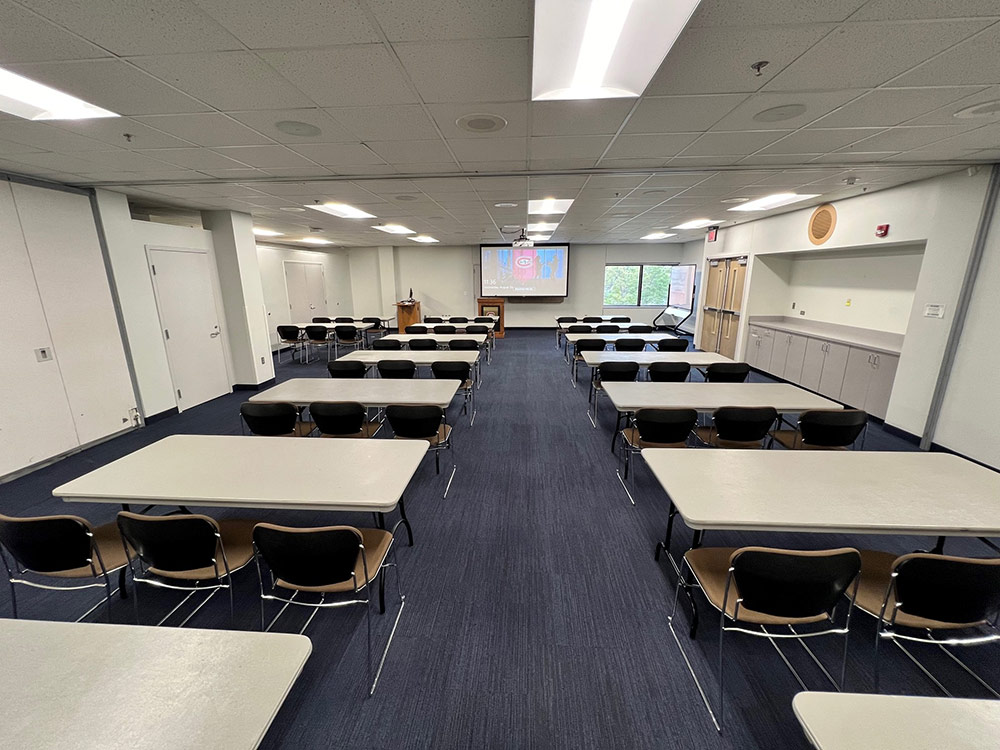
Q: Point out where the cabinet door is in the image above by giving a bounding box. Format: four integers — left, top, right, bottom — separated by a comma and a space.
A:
865, 352, 899, 420
800, 338, 826, 392
818, 341, 850, 399
755, 327, 774, 369
839, 347, 875, 408
784, 334, 808, 383
718, 311, 738, 359
768, 332, 791, 377
745, 327, 761, 366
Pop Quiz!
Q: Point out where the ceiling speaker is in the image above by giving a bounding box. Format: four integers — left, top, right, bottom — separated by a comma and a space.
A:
808, 204, 837, 245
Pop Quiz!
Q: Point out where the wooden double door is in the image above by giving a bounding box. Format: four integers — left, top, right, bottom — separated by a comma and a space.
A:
701, 257, 746, 358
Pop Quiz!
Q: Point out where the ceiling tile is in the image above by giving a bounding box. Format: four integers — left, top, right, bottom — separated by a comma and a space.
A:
18, 0, 242, 55
50, 117, 195, 149
228, 109, 355, 143
333, 105, 443, 141
841, 126, 979, 153
395, 39, 529, 103
530, 100, 634, 136
529, 135, 612, 160
0, 0, 110, 63
1, 152, 99, 173
711, 90, 865, 131
807, 151, 900, 163
129, 51, 313, 111
6, 59, 212, 115
758, 128, 881, 154
891, 25, 1000, 87
366, 139, 455, 164
261, 46, 417, 107
449, 137, 527, 162
192, 0, 380, 47
646, 25, 836, 95
603, 133, 700, 159
76, 149, 181, 171
287, 142, 385, 166
850, 0, 1000, 21
815, 87, 988, 128
765, 21, 990, 90
624, 95, 747, 134
132, 114, 273, 146
680, 130, 791, 156
210, 145, 319, 168
689, 0, 868, 26
365, 0, 530, 41
0, 121, 111, 152
903, 85, 1000, 126
427, 102, 527, 139
0, 138, 44, 155
134, 147, 249, 169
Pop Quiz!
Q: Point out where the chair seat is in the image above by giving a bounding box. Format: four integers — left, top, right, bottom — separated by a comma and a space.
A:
320, 421, 382, 438
394, 424, 451, 446
685, 547, 829, 626
621, 427, 688, 449
275, 528, 393, 594
771, 429, 848, 450
45, 522, 132, 578
693, 426, 764, 448
853, 549, 984, 630
149, 519, 257, 581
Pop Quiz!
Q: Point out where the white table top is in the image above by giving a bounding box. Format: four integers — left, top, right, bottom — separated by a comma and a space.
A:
414, 322, 495, 331
0, 619, 310, 750
55, 434, 428, 512
339, 350, 479, 367
603, 382, 841, 413
582, 351, 732, 367
559, 322, 644, 331
792, 692, 1000, 750
440, 314, 497, 321
385, 333, 487, 344
565, 332, 677, 343
295, 321, 373, 331
641, 450, 1000, 536
250, 377, 460, 408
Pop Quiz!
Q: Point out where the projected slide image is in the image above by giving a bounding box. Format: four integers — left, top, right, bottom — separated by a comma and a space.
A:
481, 245, 569, 296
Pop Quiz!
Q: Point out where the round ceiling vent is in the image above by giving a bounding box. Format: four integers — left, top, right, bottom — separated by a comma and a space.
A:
953, 100, 1000, 119
753, 104, 807, 122
808, 203, 837, 245
456, 113, 508, 134
275, 120, 322, 137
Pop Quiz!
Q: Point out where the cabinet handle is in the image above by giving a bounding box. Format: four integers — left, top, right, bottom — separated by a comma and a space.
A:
867, 353, 873, 364
873, 354, 880, 368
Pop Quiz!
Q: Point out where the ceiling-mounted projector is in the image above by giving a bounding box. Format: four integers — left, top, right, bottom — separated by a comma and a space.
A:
512, 229, 534, 248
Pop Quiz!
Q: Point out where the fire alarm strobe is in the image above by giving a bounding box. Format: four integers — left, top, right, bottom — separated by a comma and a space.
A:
875, 224, 889, 238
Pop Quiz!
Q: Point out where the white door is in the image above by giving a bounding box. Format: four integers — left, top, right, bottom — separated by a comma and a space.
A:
284, 261, 327, 322
149, 248, 231, 412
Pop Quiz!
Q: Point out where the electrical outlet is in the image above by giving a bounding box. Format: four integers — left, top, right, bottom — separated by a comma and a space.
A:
35, 347, 52, 362
799, 310, 806, 316
260, 356, 265, 364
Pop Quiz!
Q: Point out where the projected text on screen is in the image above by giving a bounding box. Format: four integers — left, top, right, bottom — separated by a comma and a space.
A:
480, 245, 569, 297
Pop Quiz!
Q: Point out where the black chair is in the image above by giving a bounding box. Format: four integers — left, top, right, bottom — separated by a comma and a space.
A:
377, 360, 416, 379
385, 405, 456, 497
610, 316, 631, 323
309, 401, 380, 438
435, 325, 456, 334
304, 325, 331, 362
334, 325, 364, 357
448, 340, 478, 351
408, 338, 438, 351
771, 409, 868, 450
334, 316, 354, 323
852, 551, 1000, 696
449, 316, 468, 323
240, 402, 311, 437
405, 325, 427, 334
595, 324, 620, 334
328, 360, 369, 379
571, 338, 607, 385
0, 514, 131, 621
617, 408, 697, 503
582, 316, 603, 323
117, 512, 256, 627
695, 406, 778, 448
251, 523, 403, 695
615, 338, 646, 352
671, 546, 861, 731
556, 316, 578, 348
361, 316, 385, 343
628, 324, 653, 333
557, 316, 578, 323
372, 338, 402, 350
705, 362, 751, 383
649, 361, 690, 382
566, 324, 590, 333
474, 316, 494, 323
424, 316, 443, 323
590, 361, 639, 425
276, 325, 302, 364
312, 317, 332, 323
432, 361, 475, 425
464, 325, 491, 362
657, 338, 689, 352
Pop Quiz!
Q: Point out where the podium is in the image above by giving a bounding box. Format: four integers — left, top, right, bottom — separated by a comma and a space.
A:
394, 300, 421, 332
477, 297, 504, 338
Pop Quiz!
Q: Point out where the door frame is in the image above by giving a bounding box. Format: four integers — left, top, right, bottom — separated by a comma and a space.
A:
145, 245, 234, 409
282, 260, 327, 323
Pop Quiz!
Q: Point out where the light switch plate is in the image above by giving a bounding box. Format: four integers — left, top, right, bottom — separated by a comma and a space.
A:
35, 347, 52, 362
924, 303, 946, 319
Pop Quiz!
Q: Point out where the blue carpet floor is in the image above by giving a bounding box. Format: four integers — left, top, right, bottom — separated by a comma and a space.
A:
1, 330, 997, 749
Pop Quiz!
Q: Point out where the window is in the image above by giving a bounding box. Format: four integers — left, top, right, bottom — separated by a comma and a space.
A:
603, 264, 674, 306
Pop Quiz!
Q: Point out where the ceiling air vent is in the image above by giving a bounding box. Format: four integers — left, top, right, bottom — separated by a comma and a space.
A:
808, 204, 836, 245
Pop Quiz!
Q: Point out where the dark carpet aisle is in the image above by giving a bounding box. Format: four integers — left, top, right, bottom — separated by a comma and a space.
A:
1, 330, 997, 749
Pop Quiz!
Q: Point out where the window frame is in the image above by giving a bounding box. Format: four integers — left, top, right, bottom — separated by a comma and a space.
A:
602, 262, 678, 307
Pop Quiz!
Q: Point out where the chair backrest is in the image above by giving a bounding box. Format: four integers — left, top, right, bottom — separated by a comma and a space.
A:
892, 553, 1000, 626
575, 338, 607, 354
334, 325, 359, 341
431, 361, 471, 382
372, 338, 402, 350
408, 338, 438, 351
311, 317, 332, 323
0, 514, 96, 574
465, 325, 488, 334
713, 406, 778, 442
386, 404, 443, 438
614, 338, 646, 352
304, 325, 329, 343
610, 316, 631, 323
598, 361, 639, 382
634, 408, 698, 445
449, 316, 468, 323
731, 547, 861, 620
628, 324, 653, 333
582, 316, 602, 323
240, 402, 298, 436
377, 360, 416, 379
435, 324, 457, 334
327, 360, 367, 378
276, 325, 300, 342
567, 324, 590, 333
361, 316, 383, 330
449, 340, 479, 351
309, 401, 366, 436
657, 338, 689, 352
595, 324, 620, 333
798, 409, 868, 447
117, 512, 220, 575
405, 325, 427, 334
334, 316, 354, 323
253, 524, 362, 589
556, 316, 577, 323
648, 361, 691, 382
706, 362, 751, 382
474, 316, 493, 323
424, 316, 443, 323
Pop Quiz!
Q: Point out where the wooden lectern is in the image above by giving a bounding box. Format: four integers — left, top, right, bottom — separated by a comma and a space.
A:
477, 297, 504, 338
394, 300, 421, 332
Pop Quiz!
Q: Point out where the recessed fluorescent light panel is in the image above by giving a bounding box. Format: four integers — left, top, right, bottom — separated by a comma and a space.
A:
0, 66, 118, 120
528, 198, 574, 215
672, 218, 716, 230
306, 202, 376, 219
526, 222, 559, 232
410, 235, 439, 243
641, 231, 677, 240
372, 224, 414, 234
532, 0, 702, 101
252, 227, 283, 237
299, 237, 333, 245
526, 234, 552, 241
728, 193, 820, 212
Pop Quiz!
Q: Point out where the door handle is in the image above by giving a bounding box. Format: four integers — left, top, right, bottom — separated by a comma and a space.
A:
210, 332, 221, 338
